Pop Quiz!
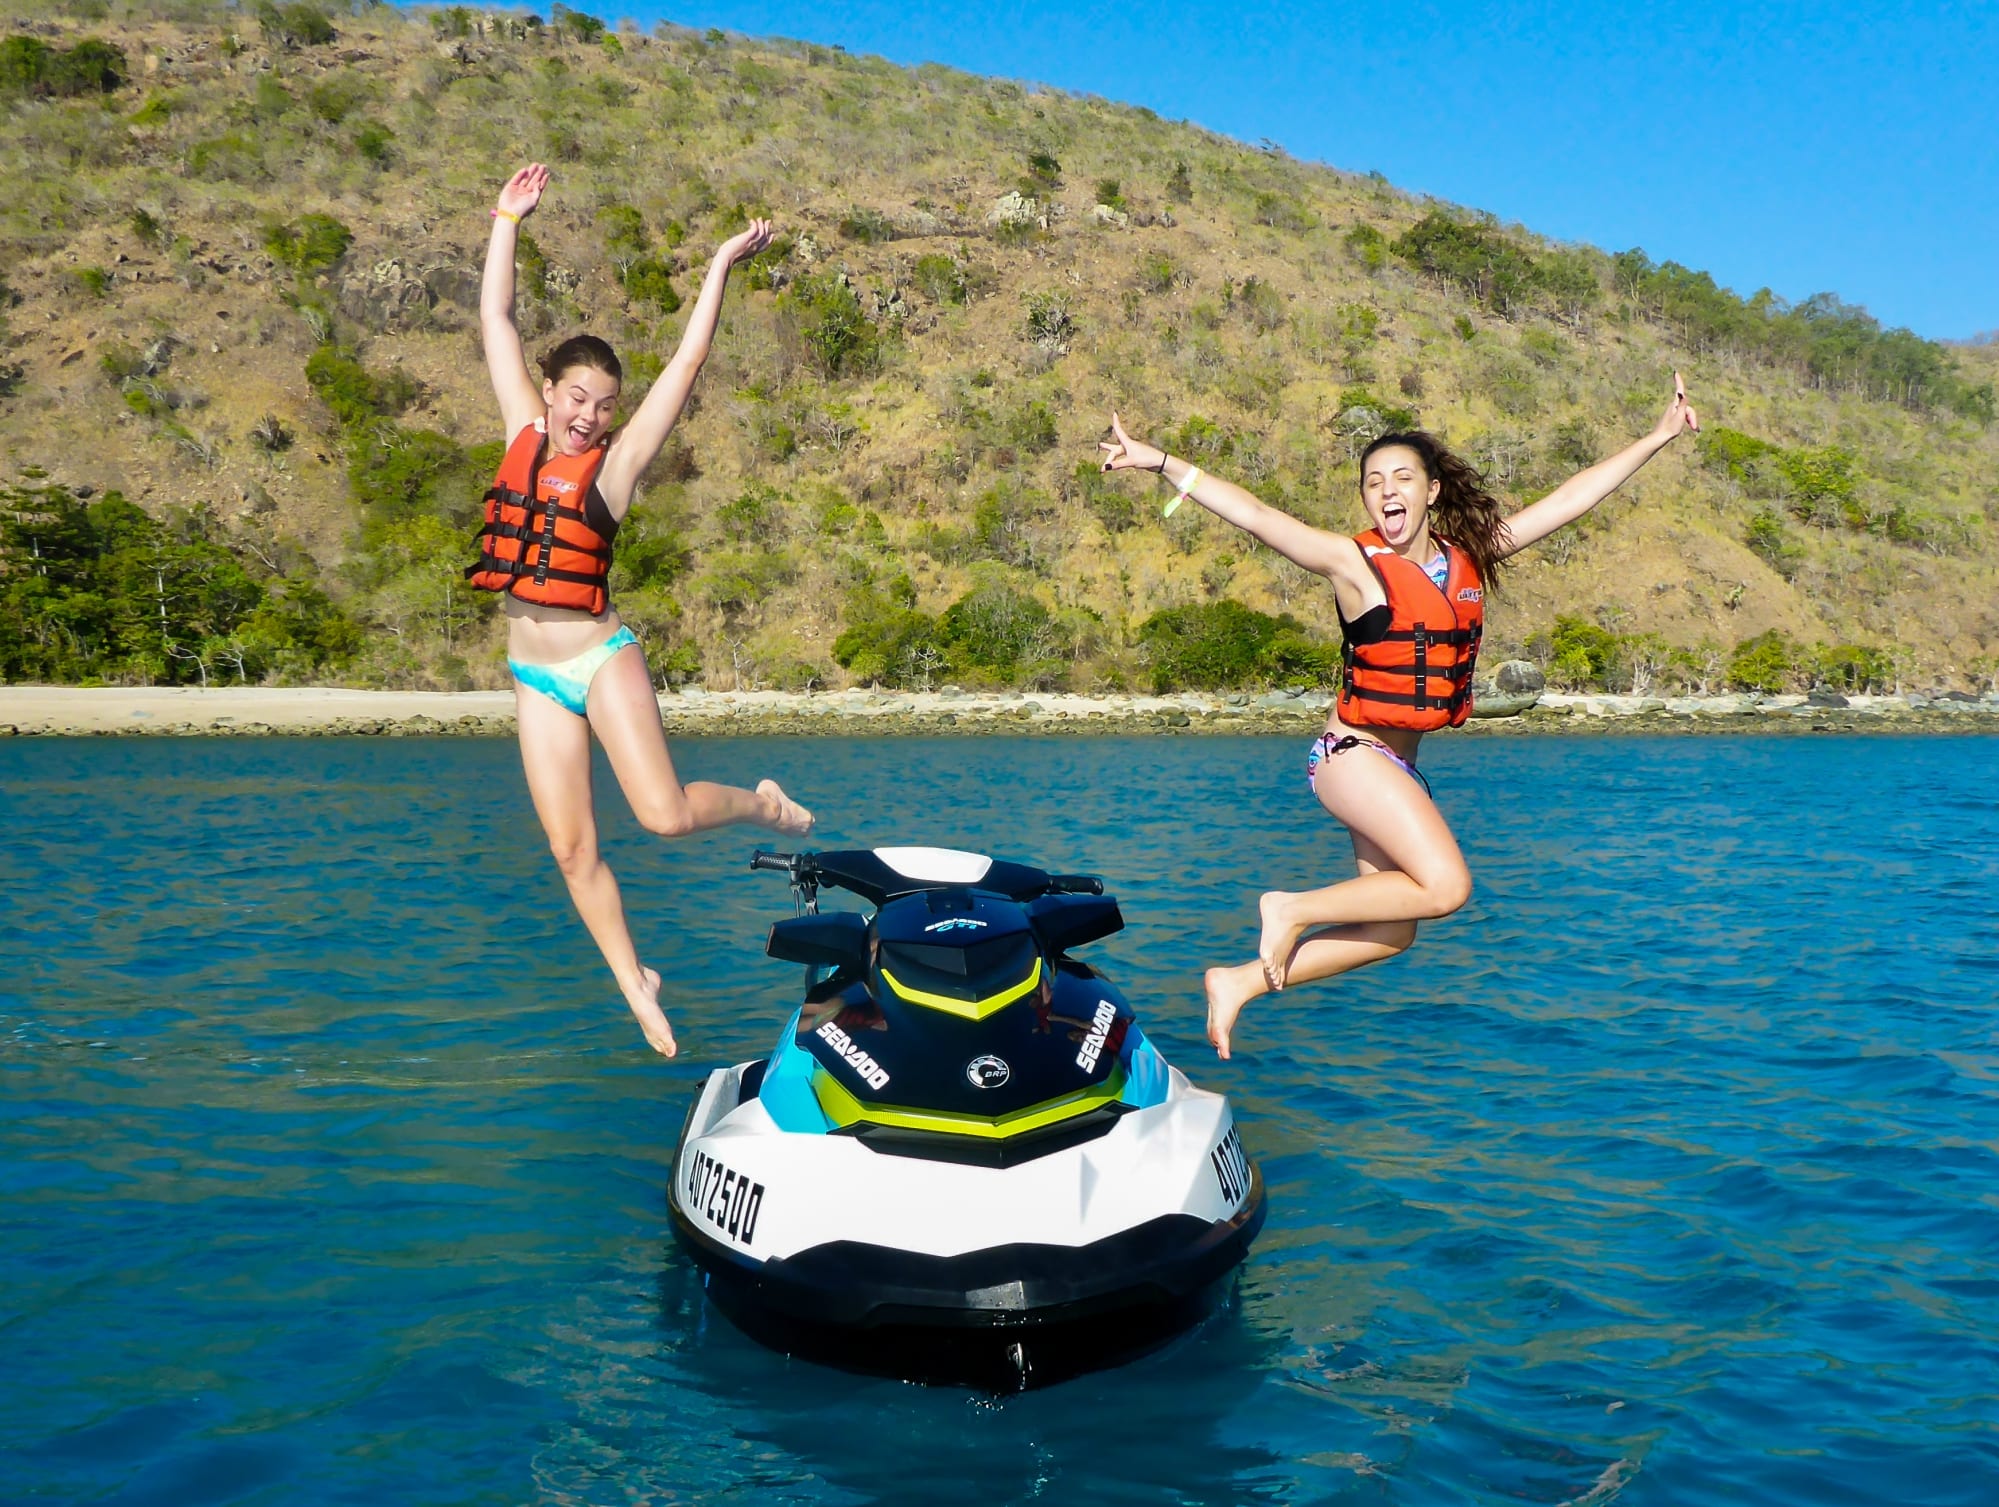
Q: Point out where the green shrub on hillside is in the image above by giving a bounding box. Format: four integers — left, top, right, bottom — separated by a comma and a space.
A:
1814, 642, 1896, 693
1728, 630, 1798, 693
1744, 509, 1803, 577
257, 2, 336, 48
1139, 599, 1307, 691
1068, 460, 1137, 534
354, 121, 395, 166
0, 35, 127, 99
939, 573, 1061, 680
1251, 191, 1317, 234
555, 5, 607, 43
1545, 614, 1623, 688
609, 509, 691, 593
838, 207, 894, 244
1020, 151, 1062, 195
911, 253, 967, 305
1532, 247, 1602, 323
622, 256, 681, 313
305, 345, 417, 427
780, 272, 880, 378
247, 74, 291, 123
1393, 210, 1539, 316
833, 583, 944, 687
128, 92, 177, 127
1776, 446, 1861, 528
264, 213, 353, 275
1229, 276, 1285, 333
305, 74, 368, 124
1613, 250, 1991, 420
1342, 221, 1386, 274
1699, 426, 1784, 494
599, 203, 648, 260
716, 484, 787, 544
515, 232, 550, 300
186, 131, 267, 182
1024, 291, 1076, 352
0, 483, 355, 685
347, 427, 492, 523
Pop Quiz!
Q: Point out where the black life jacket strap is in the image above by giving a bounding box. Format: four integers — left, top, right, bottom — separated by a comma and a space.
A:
1374, 627, 1478, 647
476, 519, 611, 557
465, 554, 607, 589
1343, 683, 1474, 712
1346, 659, 1475, 682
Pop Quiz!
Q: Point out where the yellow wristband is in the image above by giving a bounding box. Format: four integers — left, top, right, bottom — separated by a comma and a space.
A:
492, 208, 521, 225
1163, 465, 1204, 517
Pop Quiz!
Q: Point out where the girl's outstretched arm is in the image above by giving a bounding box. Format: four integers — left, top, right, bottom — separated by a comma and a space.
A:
482, 163, 549, 438
1498, 373, 1698, 557
600, 221, 773, 505
1099, 411, 1356, 579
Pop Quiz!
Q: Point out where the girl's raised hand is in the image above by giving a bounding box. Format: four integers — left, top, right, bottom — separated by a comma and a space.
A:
717, 218, 775, 267
1654, 370, 1698, 443
497, 163, 549, 220
1098, 410, 1165, 473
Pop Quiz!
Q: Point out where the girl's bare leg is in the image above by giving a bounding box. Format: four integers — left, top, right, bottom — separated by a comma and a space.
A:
1205, 753, 1470, 1059
515, 681, 677, 1055
1258, 749, 1470, 987
1205, 917, 1416, 1060
586, 644, 813, 835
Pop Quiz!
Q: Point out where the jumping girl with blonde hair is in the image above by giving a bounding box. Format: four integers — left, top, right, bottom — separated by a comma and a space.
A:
475, 162, 814, 1057
1100, 376, 1697, 1057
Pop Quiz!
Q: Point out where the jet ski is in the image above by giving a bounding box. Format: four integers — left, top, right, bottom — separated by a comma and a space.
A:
667, 846, 1266, 1390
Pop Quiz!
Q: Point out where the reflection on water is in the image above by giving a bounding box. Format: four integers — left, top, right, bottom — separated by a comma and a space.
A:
4, 734, 1998, 1505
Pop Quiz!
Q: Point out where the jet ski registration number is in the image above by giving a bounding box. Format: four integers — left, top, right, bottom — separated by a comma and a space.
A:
684, 1149, 766, 1247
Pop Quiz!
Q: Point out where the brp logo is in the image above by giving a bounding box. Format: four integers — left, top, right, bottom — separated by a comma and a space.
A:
965, 1055, 1011, 1089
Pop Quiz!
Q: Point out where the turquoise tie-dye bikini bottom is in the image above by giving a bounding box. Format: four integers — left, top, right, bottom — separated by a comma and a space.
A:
508, 625, 638, 717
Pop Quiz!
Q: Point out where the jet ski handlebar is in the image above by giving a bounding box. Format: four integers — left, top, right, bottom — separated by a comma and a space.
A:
749, 850, 1103, 903
1044, 874, 1104, 895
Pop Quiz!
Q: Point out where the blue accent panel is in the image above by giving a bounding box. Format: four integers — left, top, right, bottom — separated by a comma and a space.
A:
1119, 1025, 1171, 1109
757, 1009, 833, 1133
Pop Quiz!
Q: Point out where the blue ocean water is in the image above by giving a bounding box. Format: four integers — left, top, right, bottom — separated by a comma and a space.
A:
3, 733, 1996, 1506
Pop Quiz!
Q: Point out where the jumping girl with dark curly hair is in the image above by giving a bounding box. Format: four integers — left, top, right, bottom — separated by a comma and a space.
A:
1099, 376, 1698, 1057
475, 162, 814, 1058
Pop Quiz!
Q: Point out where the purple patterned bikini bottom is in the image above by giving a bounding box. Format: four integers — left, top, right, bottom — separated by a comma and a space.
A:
1306, 732, 1431, 798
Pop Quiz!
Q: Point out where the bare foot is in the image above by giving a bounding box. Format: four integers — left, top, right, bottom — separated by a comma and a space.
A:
758, 778, 815, 835
1205, 963, 1266, 1061
1258, 891, 1308, 991
621, 966, 677, 1057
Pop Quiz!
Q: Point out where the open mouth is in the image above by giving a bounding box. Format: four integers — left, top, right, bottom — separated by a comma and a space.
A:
1380, 502, 1408, 534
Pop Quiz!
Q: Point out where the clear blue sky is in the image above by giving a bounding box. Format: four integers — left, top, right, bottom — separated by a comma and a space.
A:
601, 0, 1995, 341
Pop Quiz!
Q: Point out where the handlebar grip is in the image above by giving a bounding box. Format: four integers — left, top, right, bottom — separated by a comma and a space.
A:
1046, 874, 1104, 895
749, 851, 795, 872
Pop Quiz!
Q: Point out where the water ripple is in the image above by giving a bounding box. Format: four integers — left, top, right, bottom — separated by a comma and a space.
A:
4, 734, 1998, 1504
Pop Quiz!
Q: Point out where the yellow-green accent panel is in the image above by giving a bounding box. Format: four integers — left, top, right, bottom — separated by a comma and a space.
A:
812, 1063, 1127, 1138
878, 957, 1042, 1021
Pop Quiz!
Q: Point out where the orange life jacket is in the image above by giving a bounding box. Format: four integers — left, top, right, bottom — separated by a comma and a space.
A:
1335, 529, 1485, 731
465, 421, 617, 616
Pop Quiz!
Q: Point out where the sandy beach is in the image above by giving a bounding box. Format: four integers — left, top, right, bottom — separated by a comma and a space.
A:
4, 684, 1998, 737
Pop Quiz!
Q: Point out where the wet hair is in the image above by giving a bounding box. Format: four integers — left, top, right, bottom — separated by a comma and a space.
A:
538, 333, 622, 387
1359, 430, 1508, 588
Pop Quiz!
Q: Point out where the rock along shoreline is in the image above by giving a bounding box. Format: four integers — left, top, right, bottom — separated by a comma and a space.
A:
4, 684, 1999, 739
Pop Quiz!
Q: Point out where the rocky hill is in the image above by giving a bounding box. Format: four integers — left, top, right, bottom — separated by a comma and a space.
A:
3, 1, 1995, 695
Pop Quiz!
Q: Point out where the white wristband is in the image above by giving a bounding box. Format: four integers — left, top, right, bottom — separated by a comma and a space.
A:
1163, 465, 1204, 517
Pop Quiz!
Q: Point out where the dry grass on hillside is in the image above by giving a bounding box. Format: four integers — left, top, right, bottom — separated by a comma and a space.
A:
3, 0, 1996, 691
